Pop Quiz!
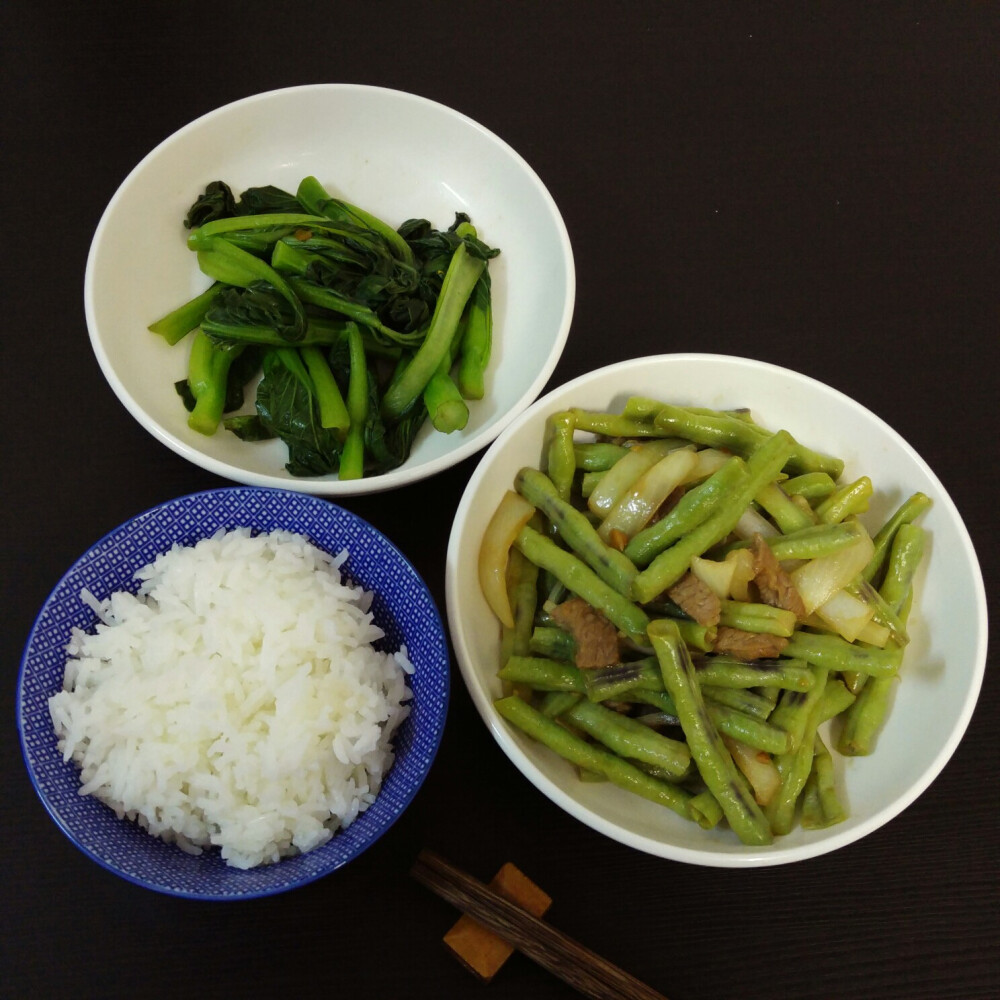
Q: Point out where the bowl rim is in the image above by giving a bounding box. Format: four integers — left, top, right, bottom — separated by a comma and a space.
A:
17, 485, 450, 898
446, 352, 989, 867
83, 82, 576, 496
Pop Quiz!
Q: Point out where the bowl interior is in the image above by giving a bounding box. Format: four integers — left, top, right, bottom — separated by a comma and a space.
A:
84, 84, 574, 494
18, 488, 449, 898
447, 353, 987, 866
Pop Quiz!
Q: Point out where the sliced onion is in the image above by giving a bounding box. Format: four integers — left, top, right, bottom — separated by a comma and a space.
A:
814, 587, 875, 642
790, 529, 875, 614
724, 736, 781, 806
724, 548, 756, 601
598, 447, 698, 542
478, 490, 536, 628
683, 447, 730, 483
587, 439, 683, 516
855, 619, 891, 647
690, 555, 737, 599
734, 505, 779, 540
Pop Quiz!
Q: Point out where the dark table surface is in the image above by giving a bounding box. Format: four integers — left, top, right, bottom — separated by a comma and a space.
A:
3, 5, 997, 999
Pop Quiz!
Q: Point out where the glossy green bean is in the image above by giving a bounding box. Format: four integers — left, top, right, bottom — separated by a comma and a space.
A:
781, 472, 838, 501
693, 656, 814, 691
649, 619, 773, 845
815, 476, 873, 524
632, 431, 794, 603
573, 442, 630, 471
801, 733, 846, 829
755, 481, 815, 534
544, 411, 577, 502
568, 409, 662, 438
494, 695, 694, 818
766, 672, 830, 835
528, 625, 575, 662
562, 699, 692, 778
498, 655, 586, 693
649, 403, 844, 478
718, 600, 797, 637
767, 666, 830, 753
624, 455, 747, 567
861, 492, 933, 585
515, 467, 638, 596
699, 685, 779, 721
782, 632, 902, 678
703, 699, 791, 754
515, 525, 650, 644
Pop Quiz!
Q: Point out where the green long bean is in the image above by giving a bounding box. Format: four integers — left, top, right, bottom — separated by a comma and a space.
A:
839, 523, 925, 755
782, 632, 901, 678
649, 619, 773, 845
781, 472, 838, 501
767, 666, 830, 753
514, 525, 650, 644
648, 403, 844, 478
801, 734, 847, 829
573, 442, 630, 471
515, 467, 637, 595
862, 492, 933, 586
528, 625, 575, 662
502, 548, 540, 663
703, 699, 791, 754
699, 685, 782, 720
755, 481, 816, 534
766, 671, 831, 835
495, 695, 693, 818
624, 455, 746, 566
632, 431, 794, 603
498, 655, 586, 694
568, 409, 663, 438
693, 656, 814, 691
719, 520, 867, 562
544, 412, 577, 502
815, 476, 873, 524
561, 699, 692, 778
718, 601, 797, 637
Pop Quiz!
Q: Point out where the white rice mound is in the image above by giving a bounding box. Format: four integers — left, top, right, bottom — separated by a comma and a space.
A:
48, 528, 413, 870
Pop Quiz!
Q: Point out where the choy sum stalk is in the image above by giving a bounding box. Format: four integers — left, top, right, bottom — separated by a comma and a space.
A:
381, 223, 486, 421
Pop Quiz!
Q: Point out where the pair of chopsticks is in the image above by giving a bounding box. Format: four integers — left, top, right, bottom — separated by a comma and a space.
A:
411, 849, 669, 1000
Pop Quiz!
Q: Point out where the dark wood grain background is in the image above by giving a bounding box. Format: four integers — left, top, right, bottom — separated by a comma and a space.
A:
3, 5, 996, 998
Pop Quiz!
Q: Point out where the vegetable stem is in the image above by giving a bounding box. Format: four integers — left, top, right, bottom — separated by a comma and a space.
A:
381, 224, 486, 420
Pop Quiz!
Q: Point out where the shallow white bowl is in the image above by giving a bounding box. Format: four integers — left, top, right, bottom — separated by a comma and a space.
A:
85, 84, 574, 494
447, 354, 987, 867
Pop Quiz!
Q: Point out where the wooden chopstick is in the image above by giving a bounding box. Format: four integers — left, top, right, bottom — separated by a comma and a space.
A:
410, 849, 669, 1000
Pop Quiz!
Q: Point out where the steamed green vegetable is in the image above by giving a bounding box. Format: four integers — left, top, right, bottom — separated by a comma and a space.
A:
152, 179, 499, 479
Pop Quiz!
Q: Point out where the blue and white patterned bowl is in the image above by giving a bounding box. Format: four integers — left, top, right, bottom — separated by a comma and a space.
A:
17, 487, 449, 899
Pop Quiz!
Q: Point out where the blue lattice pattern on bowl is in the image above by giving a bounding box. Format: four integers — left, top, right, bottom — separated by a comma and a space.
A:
17, 487, 449, 899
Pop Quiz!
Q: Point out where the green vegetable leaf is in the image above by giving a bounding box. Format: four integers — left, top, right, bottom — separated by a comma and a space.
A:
222, 414, 276, 442
253, 350, 343, 476
235, 185, 304, 216
185, 181, 237, 229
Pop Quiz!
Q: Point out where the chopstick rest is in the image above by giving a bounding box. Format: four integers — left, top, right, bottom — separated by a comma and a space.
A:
442, 861, 553, 981
411, 849, 669, 1000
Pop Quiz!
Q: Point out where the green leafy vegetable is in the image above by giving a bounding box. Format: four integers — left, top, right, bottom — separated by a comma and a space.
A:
154, 178, 500, 478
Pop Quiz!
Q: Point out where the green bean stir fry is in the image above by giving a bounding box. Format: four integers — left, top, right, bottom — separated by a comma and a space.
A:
479, 399, 931, 845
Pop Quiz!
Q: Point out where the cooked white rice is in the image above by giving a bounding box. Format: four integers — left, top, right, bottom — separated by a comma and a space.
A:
48, 528, 413, 870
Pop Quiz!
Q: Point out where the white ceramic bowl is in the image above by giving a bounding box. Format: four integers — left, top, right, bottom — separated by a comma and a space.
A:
446, 354, 987, 867
85, 84, 574, 495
